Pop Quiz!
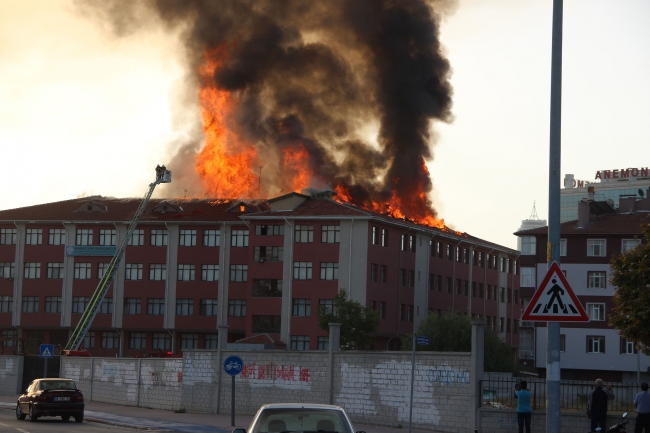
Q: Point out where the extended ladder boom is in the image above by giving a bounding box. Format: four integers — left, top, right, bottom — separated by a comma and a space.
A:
64, 165, 171, 351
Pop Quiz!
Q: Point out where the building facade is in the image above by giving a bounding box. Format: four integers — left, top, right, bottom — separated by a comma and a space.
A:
0, 192, 521, 357
516, 191, 650, 381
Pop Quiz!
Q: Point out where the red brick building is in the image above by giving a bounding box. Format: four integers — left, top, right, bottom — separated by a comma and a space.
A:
0, 192, 521, 356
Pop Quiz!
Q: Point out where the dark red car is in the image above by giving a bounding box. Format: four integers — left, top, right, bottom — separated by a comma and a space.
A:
16, 378, 84, 423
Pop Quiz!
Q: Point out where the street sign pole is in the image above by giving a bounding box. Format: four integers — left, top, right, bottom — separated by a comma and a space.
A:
548, 0, 563, 432
223, 355, 243, 428
44, 358, 47, 378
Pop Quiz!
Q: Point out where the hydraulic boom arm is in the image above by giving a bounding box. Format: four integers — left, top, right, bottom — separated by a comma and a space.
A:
64, 165, 172, 351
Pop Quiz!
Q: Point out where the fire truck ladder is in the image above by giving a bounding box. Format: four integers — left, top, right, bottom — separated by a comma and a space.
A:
64, 165, 172, 351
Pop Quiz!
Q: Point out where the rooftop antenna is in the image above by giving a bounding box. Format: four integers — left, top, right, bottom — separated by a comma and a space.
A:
529, 201, 540, 220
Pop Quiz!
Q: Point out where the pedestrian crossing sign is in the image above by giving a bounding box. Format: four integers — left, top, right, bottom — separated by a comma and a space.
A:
39, 344, 54, 358
521, 262, 589, 322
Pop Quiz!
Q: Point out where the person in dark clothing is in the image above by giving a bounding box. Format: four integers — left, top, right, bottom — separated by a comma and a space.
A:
634, 382, 650, 433
588, 378, 615, 432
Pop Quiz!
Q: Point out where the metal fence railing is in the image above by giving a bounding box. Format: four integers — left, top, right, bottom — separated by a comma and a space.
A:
480, 379, 638, 413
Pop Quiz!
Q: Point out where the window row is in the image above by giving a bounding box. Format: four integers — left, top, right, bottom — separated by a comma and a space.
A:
73, 331, 219, 350
520, 237, 641, 257
426, 275, 520, 304
520, 268, 608, 289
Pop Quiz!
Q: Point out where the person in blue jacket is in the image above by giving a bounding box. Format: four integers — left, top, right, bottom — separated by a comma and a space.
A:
514, 380, 532, 433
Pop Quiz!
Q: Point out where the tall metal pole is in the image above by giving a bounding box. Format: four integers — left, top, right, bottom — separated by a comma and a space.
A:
547, 1, 563, 432
408, 332, 416, 433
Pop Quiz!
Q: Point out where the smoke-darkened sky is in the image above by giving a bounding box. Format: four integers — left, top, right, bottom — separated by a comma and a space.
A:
1, 0, 649, 248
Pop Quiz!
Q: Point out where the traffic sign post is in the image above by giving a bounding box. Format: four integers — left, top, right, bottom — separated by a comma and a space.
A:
224, 356, 243, 427
40, 344, 54, 377
521, 262, 589, 322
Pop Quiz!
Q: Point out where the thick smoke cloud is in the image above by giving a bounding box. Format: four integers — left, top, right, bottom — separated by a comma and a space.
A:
78, 0, 455, 221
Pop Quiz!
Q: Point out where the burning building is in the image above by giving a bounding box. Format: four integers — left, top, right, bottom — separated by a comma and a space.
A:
0, 192, 520, 355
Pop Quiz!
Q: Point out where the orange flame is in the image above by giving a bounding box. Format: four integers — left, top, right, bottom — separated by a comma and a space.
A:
282, 143, 312, 193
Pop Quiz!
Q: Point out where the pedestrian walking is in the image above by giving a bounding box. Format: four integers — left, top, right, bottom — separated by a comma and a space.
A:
587, 378, 615, 432
634, 382, 650, 433
514, 380, 532, 433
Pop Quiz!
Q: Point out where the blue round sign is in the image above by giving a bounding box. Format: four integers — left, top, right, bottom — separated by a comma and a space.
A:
224, 356, 244, 376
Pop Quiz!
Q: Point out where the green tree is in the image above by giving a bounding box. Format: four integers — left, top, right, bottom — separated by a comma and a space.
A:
402, 312, 515, 372
609, 224, 650, 355
318, 288, 380, 349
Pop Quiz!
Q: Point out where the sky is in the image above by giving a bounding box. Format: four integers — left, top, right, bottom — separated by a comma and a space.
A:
0, 0, 648, 250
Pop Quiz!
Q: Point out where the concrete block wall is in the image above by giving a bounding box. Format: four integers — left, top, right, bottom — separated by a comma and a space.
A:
0, 355, 23, 395
332, 351, 472, 433
61, 357, 182, 411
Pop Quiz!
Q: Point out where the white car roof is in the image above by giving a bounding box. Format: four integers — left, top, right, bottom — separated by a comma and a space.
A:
258, 403, 346, 411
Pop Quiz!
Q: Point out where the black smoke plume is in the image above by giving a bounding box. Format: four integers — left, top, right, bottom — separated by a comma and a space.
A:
77, 0, 455, 222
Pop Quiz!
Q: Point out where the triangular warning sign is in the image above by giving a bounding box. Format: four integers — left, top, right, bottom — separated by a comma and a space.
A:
42, 348, 52, 357
522, 262, 589, 322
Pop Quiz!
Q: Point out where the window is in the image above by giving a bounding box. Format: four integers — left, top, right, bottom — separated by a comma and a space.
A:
370, 300, 377, 311
181, 333, 198, 350
446, 244, 452, 260
587, 336, 605, 353
25, 228, 42, 245
463, 248, 469, 264
203, 229, 220, 246
147, 298, 165, 315
252, 315, 281, 333
292, 299, 311, 317
99, 229, 116, 246
176, 299, 194, 316
514, 290, 518, 304
291, 336, 310, 350
521, 236, 536, 255
321, 225, 340, 243
129, 332, 145, 349
620, 338, 638, 355
74, 262, 91, 279
252, 279, 282, 297
320, 262, 339, 280
500, 287, 505, 303
428, 274, 434, 291
622, 239, 641, 254
22, 296, 38, 313
124, 298, 141, 315
200, 299, 218, 316
318, 336, 329, 350
380, 265, 387, 283
436, 275, 442, 292
437, 242, 443, 258
178, 264, 195, 281
23, 263, 40, 279
499, 317, 505, 332
255, 224, 284, 236
408, 270, 415, 288
560, 239, 567, 256
400, 269, 407, 286
102, 332, 119, 349
82, 331, 95, 349
500, 257, 507, 272
370, 264, 378, 282
399, 304, 406, 321
588, 271, 607, 289
149, 264, 167, 281
201, 264, 219, 281
254, 246, 283, 262
228, 300, 246, 316
295, 225, 313, 243
478, 283, 484, 298
205, 334, 218, 349
1, 329, 17, 346
72, 297, 89, 314
47, 263, 64, 279
128, 229, 144, 246
472, 282, 477, 297
150, 229, 168, 246
228, 229, 249, 248
293, 262, 312, 280
230, 264, 248, 282
587, 303, 605, 321
0, 262, 15, 279
179, 229, 196, 246
381, 228, 388, 247
401, 234, 410, 251
125, 264, 143, 280
98, 263, 109, 279
76, 229, 93, 246
446, 277, 452, 293
319, 299, 337, 315
464, 280, 469, 296
99, 298, 113, 314
588, 239, 606, 257
48, 228, 66, 245
45, 297, 62, 313
407, 305, 413, 322
372, 227, 379, 245
152, 333, 170, 350
0, 296, 13, 313
520, 267, 536, 287
455, 246, 461, 262
0, 228, 17, 245
379, 301, 386, 319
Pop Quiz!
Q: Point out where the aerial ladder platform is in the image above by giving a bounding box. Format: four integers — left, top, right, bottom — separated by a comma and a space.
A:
63, 165, 172, 353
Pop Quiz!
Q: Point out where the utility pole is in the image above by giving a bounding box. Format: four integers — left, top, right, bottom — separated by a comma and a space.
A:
547, 0, 563, 432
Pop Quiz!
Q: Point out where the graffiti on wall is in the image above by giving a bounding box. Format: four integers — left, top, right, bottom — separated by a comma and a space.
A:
239, 362, 311, 390
427, 364, 470, 386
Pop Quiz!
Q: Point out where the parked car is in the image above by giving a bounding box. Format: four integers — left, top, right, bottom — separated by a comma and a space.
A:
232, 403, 365, 433
16, 378, 84, 423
